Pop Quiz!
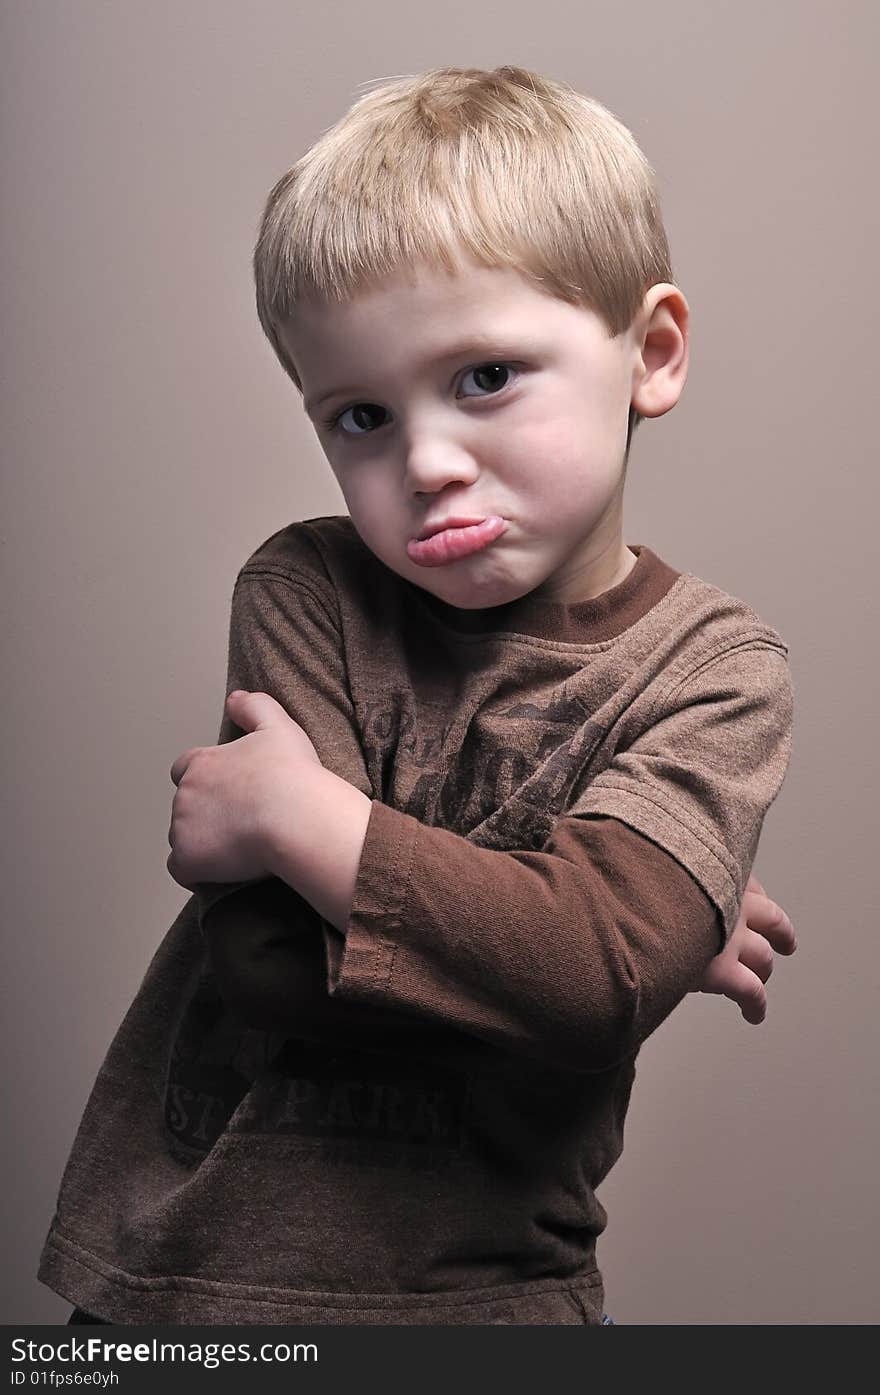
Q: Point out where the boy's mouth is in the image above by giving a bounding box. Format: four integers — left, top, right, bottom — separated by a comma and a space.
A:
407, 516, 508, 567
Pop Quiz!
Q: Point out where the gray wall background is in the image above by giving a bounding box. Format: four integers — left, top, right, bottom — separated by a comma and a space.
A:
2, 0, 876, 1324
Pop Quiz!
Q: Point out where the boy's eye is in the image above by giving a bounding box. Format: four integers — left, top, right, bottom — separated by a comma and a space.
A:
458, 362, 514, 397
325, 403, 389, 436
322, 362, 516, 436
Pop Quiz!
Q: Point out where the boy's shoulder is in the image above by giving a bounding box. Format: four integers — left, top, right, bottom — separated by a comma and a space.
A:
234, 515, 386, 615
238, 514, 365, 578
661, 558, 790, 661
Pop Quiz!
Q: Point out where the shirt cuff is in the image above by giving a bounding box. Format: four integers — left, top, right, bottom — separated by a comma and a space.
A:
322, 799, 420, 1000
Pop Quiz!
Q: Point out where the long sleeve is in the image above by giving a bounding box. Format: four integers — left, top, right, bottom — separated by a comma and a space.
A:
323, 806, 720, 1072
321, 642, 793, 1073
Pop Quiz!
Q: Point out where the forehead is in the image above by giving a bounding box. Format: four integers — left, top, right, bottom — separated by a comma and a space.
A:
291, 259, 547, 341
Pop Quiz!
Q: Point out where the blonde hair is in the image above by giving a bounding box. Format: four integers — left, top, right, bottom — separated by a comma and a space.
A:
253, 65, 675, 444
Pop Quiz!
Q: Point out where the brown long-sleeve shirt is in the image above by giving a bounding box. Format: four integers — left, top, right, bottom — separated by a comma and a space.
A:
39, 516, 793, 1324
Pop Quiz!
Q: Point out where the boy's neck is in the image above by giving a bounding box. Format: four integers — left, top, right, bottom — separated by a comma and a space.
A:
529, 538, 638, 607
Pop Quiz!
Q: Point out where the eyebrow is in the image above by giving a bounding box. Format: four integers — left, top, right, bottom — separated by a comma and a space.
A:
303, 334, 535, 417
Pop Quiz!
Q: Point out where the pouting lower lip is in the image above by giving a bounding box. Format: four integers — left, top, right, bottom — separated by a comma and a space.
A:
406, 516, 508, 567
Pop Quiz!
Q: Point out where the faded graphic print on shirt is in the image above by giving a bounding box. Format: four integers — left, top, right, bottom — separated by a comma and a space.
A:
165, 971, 469, 1171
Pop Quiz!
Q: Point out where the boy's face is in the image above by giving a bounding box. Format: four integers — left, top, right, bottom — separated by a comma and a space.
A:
281, 257, 682, 609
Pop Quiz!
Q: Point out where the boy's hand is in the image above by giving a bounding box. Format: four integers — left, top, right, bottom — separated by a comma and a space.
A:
696, 874, 797, 1024
167, 690, 322, 892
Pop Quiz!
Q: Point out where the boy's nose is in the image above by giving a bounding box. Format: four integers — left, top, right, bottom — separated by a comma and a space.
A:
403, 435, 481, 496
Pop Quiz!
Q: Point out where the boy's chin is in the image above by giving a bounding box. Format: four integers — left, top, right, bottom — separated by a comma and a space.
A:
406, 569, 537, 613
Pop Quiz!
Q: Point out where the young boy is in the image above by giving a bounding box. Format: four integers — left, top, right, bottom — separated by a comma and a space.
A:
39, 65, 795, 1326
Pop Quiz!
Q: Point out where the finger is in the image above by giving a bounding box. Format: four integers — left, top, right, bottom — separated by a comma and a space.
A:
699, 957, 768, 1024
737, 929, 775, 983
225, 690, 285, 730
727, 964, 768, 1025
746, 872, 766, 897
746, 897, 797, 953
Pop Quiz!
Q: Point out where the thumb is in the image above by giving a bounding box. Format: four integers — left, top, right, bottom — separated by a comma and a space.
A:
225, 689, 291, 731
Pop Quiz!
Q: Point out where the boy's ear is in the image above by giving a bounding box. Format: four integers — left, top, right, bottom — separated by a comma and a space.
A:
629, 283, 690, 419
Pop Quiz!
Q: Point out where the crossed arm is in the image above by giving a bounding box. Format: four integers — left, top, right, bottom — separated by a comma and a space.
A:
167, 690, 796, 1037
